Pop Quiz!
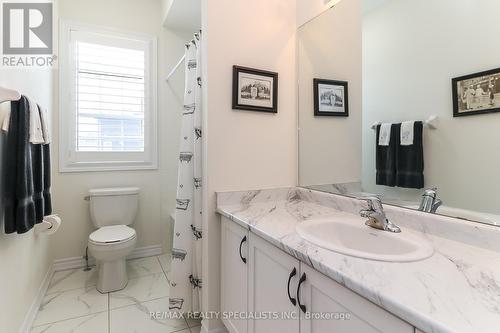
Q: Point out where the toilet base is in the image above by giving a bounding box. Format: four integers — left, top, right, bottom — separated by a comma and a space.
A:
96, 259, 128, 293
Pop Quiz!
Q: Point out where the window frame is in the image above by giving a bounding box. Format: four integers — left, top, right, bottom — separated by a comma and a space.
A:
59, 20, 158, 172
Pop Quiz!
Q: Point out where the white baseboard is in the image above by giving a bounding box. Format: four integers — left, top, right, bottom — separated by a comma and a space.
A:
21, 244, 164, 332
127, 245, 163, 260
201, 319, 229, 333
52, 244, 163, 272
19, 265, 54, 333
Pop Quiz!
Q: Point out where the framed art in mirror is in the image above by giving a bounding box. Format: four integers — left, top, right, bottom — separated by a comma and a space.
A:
313, 78, 349, 117
452, 67, 500, 117
232, 65, 278, 113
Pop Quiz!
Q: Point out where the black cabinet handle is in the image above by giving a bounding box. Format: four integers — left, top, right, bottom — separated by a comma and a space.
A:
239, 236, 247, 264
287, 267, 297, 306
297, 272, 307, 313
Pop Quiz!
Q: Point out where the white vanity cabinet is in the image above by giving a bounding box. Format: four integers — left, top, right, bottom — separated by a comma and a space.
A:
299, 264, 413, 333
220, 216, 415, 333
248, 232, 300, 333
221, 218, 249, 333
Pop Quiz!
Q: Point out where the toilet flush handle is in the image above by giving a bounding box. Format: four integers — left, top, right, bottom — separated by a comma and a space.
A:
84, 195, 91, 201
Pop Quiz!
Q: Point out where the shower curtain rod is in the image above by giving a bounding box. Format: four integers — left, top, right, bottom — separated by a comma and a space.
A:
165, 54, 186, 82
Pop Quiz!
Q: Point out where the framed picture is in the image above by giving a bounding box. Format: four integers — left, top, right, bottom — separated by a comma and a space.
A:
452, 67, 500, 117
313, 79, 349, 117
232, 66, 278, 113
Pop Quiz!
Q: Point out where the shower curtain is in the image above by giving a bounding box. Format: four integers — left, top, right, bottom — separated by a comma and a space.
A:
170, 33, 203, 314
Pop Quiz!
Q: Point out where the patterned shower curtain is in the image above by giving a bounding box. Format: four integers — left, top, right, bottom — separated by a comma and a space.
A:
170, 33, 203, 314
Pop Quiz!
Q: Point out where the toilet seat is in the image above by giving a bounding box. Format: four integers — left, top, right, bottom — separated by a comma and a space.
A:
89, 225, 136, 245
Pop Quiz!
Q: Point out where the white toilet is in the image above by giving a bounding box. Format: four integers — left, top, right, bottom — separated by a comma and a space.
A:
87, 187, 139, 293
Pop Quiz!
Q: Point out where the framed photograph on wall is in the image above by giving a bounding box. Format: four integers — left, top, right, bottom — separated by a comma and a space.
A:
232, 66, 278, 113
452, 67, 500, 117
313, 79, 349, 117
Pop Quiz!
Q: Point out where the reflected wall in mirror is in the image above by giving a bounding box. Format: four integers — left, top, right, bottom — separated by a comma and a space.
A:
298, 0, 500, 226
298, 0, 362, 188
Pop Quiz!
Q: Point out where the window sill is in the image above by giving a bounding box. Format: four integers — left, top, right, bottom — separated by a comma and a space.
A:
59, 161, 158, 173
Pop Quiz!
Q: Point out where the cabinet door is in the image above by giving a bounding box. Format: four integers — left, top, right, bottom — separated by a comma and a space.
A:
248, 233, 300, 333
221, 217, 249, 333
299, 264, 413, 333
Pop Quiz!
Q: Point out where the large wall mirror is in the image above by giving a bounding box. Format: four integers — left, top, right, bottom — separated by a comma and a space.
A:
298, 0, 500, 226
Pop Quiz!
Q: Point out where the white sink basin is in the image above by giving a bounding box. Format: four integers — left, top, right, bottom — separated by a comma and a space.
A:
296, 214, 434, 262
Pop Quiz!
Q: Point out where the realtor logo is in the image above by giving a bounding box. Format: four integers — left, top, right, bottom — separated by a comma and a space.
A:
2, 2, 53, 54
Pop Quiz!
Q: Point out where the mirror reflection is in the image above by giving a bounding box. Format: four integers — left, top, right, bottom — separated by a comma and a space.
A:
298, 0, 500, 226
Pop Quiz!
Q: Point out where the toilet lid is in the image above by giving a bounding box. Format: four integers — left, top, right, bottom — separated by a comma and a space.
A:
89, 225, 136, 244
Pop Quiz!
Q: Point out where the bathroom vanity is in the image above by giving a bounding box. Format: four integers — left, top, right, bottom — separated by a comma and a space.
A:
221, 217, 412, 333
217, 188, 500, 333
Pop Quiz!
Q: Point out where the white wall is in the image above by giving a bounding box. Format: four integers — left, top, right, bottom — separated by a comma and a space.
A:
362, 0, 500, 214
0, 69, 53, 332
298, 0, 362, 186
202, 0, 297, 329
51, 0, 188, 260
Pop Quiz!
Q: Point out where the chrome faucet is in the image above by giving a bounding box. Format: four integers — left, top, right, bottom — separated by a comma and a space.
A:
418, 188, 442, 213
359, 196, 401, 233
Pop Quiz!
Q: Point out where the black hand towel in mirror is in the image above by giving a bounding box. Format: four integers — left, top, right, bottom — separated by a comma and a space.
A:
396, 121, 424, 189
376, 124, 398, 187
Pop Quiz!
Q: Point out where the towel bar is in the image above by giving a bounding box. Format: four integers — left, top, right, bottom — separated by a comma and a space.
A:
371, 115, 438, 130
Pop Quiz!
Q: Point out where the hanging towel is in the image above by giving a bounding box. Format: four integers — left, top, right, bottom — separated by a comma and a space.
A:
400, 121, 415, 146
38, 105, 51, 144
376, 123, 398, 187
1, 103, 11, 132
4, 96, 36, 234
3, 96, 52, 233
27, 96, 44, 144
396, 121, 424, 189
378, 123, 392, 146
32, 142, 52, 222
32, 144, 45, 222
42, 143, 52, 215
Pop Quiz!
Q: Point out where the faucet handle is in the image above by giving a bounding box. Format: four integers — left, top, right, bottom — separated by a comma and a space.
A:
432, 198, 443, 213
422, 187, 438, 197
359, 195, 383, 212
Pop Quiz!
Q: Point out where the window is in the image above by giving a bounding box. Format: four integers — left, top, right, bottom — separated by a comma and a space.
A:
60, 21, 157, 172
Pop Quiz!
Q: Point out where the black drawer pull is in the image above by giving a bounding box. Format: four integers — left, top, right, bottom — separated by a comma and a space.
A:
239, 236, 247, 264
287, 267, 297, 306
297, 272, 307, 313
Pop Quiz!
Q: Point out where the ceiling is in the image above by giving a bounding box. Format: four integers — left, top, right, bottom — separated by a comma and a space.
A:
363, 0, 392, 15
162, 0, 201, 32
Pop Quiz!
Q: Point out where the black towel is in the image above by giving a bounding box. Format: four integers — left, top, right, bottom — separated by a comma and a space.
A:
4, 96, 36, 234
376, 124, 398, 187
32, 107, 52, 222
42, 143, 52, 216
396, 121, 424, 189
3, 96, 51, 234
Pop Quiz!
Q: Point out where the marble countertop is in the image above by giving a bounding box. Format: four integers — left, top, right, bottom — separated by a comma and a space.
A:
216, 187, 500, 333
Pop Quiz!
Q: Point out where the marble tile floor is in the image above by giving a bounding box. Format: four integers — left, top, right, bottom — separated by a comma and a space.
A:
30, 254, 201, 333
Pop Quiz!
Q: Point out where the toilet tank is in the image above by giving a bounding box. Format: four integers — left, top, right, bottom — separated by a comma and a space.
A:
88, 187, 140, 228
